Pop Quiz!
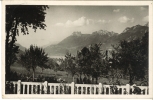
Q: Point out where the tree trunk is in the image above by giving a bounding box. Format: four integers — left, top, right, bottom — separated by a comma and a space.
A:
128, 64, 134, 85
66, 71, 68, 76
5, 30, 10, 81
41, 69, 43, 75
5, 19, 12, 81
5, 65, 10, 81
90, 77, 94, 84
32, 68, 35, 82
55, 71, 57, 77
33, 71, 35, 82
9, 18, 18, 66
95, 77, 98, 84
72, 76, 74, 82
79, 73, 82, 84
92, 77, 94, 84
129, 72, 134, 85
5, 18, 18, 81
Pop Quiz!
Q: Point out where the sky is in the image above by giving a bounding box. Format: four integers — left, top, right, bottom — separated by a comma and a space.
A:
16, 6, 149, 48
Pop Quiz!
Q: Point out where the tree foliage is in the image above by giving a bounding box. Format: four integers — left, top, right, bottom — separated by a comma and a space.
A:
47, 58, 59, 71
19, 45, 49, 81
73, 43, 107, 83
46, 58, 59, 77
5, 5, 49, 80
62, 52, 78, 82
109, 32, 148, 85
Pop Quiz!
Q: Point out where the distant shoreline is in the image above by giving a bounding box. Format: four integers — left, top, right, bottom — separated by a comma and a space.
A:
49, 56, 65, 59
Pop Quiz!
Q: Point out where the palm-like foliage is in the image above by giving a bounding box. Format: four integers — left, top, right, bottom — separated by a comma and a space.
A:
19, 45, 49, 81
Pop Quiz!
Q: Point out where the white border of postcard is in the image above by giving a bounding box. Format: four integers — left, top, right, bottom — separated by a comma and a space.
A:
1, 0, 153, 99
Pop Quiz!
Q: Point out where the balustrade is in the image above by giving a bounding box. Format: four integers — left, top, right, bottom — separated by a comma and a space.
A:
9, 80, 148, 95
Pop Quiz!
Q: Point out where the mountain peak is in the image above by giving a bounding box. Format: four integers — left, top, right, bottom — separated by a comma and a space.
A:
122, 24, 148, 34
92, 30, 118, 36
72, 31, 82, 36
144, 22, 149, 27
120, 24, 148, 41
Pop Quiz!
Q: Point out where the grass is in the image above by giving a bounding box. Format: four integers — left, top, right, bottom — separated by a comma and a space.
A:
10, 64, 73, 83
10, 63, 143, 85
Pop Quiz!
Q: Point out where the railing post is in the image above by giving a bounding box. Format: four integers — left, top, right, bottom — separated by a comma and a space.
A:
122, 88, 124, 95
17, 80, 21, 94
71, 82, 75, 94
58, 86, 60, 94
54, 86, 56, 95
43, 81, 48, 94
27, 85, 29, 94
81, 86, 83, 94
126, 84, 130, 95
94, 85, 96, 95
109, 86, 111, 95
39, 85, 42, 94
86, 87, 88, 94
13, 82, 16, 94
104, 86, 106, 95
31, 85, 33, 94
145, 87, 148, 95
23, 84, 25, 94
90, 86, 92, 94
99, 83, 103, 94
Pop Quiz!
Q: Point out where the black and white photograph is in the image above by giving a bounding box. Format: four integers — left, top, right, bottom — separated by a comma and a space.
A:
2, 1, 153, 99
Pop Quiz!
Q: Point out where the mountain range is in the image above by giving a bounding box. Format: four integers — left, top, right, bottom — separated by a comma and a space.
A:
44, 24, 148, 57
16, 23, 149, 57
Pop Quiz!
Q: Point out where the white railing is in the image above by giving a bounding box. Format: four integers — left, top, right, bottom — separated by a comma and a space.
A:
9, 80, 148, 95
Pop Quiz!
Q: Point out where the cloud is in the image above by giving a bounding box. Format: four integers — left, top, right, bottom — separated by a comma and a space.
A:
55, 16, 91, 27
118, 16, 134, 23
98, 19, 106, 23
143, 16, 148, 22
55, 23, 64, 26
65, 20, 73, 27
113, 9, 120, 12
73, 16, 90, 27
140, 7, 146, 10
98, 19, 111, 23
55, 17, 111, 27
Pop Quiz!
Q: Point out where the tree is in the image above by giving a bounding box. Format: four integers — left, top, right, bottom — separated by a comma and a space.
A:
77, 46, 90, 83
5, 5, 49, 80
110, 32, 148, 85
89, 43, 104, 84
19, 45, 49, 81
76, 46, 92, 83
47, 58, 59, 77
76, 43, 104, 84
63, 52, 78, 82
108, 46, 123, 84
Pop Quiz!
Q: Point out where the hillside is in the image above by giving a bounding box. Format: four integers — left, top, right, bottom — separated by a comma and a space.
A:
14, 43, 27, 57
44, 24, 148, 57
44, 30, 118, 56
15, 43, 26, 51
118, 24, 148, 41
